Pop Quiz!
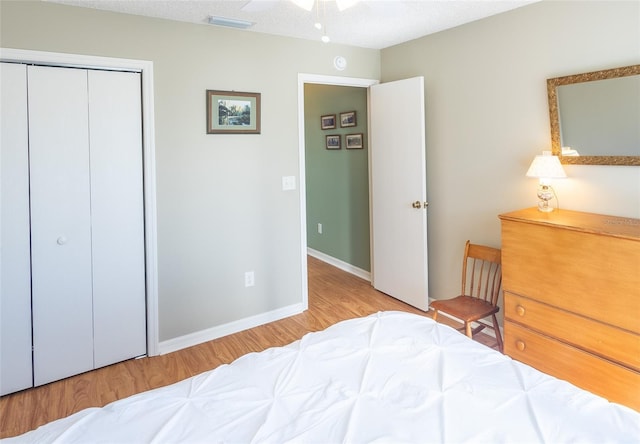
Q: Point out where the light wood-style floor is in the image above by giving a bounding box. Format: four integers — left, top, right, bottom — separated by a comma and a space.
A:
0, 255, 496, 438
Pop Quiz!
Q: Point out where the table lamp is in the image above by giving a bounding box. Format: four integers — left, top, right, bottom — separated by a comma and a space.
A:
526, 152, 567, 212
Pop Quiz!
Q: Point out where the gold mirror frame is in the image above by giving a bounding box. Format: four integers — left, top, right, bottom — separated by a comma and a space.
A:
547, 64, 640, 166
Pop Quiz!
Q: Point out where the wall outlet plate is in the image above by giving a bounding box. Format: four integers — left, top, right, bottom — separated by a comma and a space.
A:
244, 271, 255, 287
282, 176, 296, 191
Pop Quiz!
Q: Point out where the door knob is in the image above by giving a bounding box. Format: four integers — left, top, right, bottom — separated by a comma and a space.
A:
57, 236, 68, 245
412, 201, 428, 209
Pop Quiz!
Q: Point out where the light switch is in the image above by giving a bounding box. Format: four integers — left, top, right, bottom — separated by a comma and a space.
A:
282, 176, 296, 191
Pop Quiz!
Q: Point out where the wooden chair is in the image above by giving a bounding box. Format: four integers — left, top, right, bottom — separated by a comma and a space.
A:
430, 240, 503, 352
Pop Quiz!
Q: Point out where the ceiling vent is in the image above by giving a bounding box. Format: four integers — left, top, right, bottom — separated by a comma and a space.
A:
207, 16, 255, 29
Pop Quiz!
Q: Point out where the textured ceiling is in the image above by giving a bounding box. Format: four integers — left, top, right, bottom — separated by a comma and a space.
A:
45, 0, 539, 49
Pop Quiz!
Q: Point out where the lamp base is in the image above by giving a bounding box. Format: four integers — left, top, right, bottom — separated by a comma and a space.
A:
536, 185, 555, 212
537, 201, 555, 212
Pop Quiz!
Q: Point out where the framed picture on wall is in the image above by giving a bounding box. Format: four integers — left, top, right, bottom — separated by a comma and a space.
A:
326, 135, 341, 150
206, 90, 261, 134
339, 111, 357, 128
321, 114, 336, 129
346, 133, 364, 149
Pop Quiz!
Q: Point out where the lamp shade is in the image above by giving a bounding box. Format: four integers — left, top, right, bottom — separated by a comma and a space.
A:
526, 154, 567, 179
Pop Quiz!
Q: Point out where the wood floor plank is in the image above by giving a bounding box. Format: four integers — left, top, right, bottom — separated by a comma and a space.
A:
0, 255, 495, 438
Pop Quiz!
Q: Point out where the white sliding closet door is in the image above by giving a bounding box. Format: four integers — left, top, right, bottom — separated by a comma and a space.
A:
1, 60, 147, 394
0, 62, 33, 396
29, 66, 95, 386
89, 70, 146, 367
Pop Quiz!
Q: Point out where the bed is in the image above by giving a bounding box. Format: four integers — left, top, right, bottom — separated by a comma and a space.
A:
7, 311, 640, 443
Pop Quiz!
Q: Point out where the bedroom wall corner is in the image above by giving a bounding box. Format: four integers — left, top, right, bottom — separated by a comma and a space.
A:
380, 0, 640, 310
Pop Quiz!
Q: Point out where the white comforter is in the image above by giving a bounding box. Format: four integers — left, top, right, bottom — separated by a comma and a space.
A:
8, 311, 640, 443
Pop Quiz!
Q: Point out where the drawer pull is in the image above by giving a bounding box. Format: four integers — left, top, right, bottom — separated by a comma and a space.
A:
515, 305, 526, 316
516, 340, 526, 351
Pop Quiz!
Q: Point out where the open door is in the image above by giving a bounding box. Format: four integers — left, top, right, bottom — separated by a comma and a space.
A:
369, 76, 429, 310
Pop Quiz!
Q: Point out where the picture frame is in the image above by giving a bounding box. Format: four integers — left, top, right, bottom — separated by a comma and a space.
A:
346, 133, 364, 149
339, 111, 357, 128
320, 114, 336, 130
325, 135, 341, 150
206, 90, 261, 134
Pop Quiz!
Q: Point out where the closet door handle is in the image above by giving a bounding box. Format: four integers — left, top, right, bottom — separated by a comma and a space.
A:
56, 236, 68, 245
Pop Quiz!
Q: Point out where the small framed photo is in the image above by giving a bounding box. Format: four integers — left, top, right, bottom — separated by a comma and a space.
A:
325, 135, 341, 150
346, 133, 364, 149
339, 111, 357, 128
321, 114, 336, 130
206, 90, 261, 134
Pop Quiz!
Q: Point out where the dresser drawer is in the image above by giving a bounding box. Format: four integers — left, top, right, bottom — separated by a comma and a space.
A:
504, 292, 640, 371
501, 218, 640, 334
505, 321, 640, 411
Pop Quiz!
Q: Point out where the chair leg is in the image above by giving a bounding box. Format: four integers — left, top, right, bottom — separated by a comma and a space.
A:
464, 322, 472, 338
492, 314, 503, 352
432, 309, 438, 321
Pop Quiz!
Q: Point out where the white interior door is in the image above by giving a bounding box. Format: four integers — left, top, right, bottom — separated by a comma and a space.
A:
0, 62, 33, 395
29, 65, 95, 386
369, 76, 429, 310
89, 70, 147, 368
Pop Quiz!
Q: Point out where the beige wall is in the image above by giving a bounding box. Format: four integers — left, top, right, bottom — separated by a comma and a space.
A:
382, 0, 640, 304
0, 1, 380, 342
2, 0, 638, 341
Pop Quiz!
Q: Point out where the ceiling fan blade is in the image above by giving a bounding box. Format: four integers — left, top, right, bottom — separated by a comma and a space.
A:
290, 0, 314, 11
336, 0, 360, 11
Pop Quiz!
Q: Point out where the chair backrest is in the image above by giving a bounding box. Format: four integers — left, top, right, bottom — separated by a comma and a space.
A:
461, 240, 502, 306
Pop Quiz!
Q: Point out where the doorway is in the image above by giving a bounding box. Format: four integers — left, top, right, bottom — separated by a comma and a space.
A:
304, 83, 370, 279
297, 74, 429, 312
297, 74, 378, 310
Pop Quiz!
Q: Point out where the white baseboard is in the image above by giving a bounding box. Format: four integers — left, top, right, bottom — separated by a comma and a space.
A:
307, 248, 371, 281
159, 251, 368, 355
158, 303, 304, 355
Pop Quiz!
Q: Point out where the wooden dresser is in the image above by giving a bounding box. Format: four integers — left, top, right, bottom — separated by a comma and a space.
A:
499, 207, 640, 411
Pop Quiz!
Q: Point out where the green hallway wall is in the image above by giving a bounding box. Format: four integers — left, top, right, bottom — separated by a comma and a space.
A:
305, 84, 370, 271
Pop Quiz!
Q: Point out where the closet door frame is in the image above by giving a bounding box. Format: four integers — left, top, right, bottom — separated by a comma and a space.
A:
0, 48, 160, 356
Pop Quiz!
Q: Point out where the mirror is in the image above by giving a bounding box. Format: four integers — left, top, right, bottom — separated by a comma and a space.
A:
547, 64, 640, 166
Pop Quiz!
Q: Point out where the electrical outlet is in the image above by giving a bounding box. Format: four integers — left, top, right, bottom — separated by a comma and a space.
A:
244, 271, 255, 287
318, 223, 323, 234
282, 176, 296, 191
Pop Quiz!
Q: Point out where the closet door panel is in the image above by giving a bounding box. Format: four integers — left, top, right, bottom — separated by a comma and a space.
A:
0, 62, 33, 395
28, 66, 95, 386
88, 70, 147, 367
